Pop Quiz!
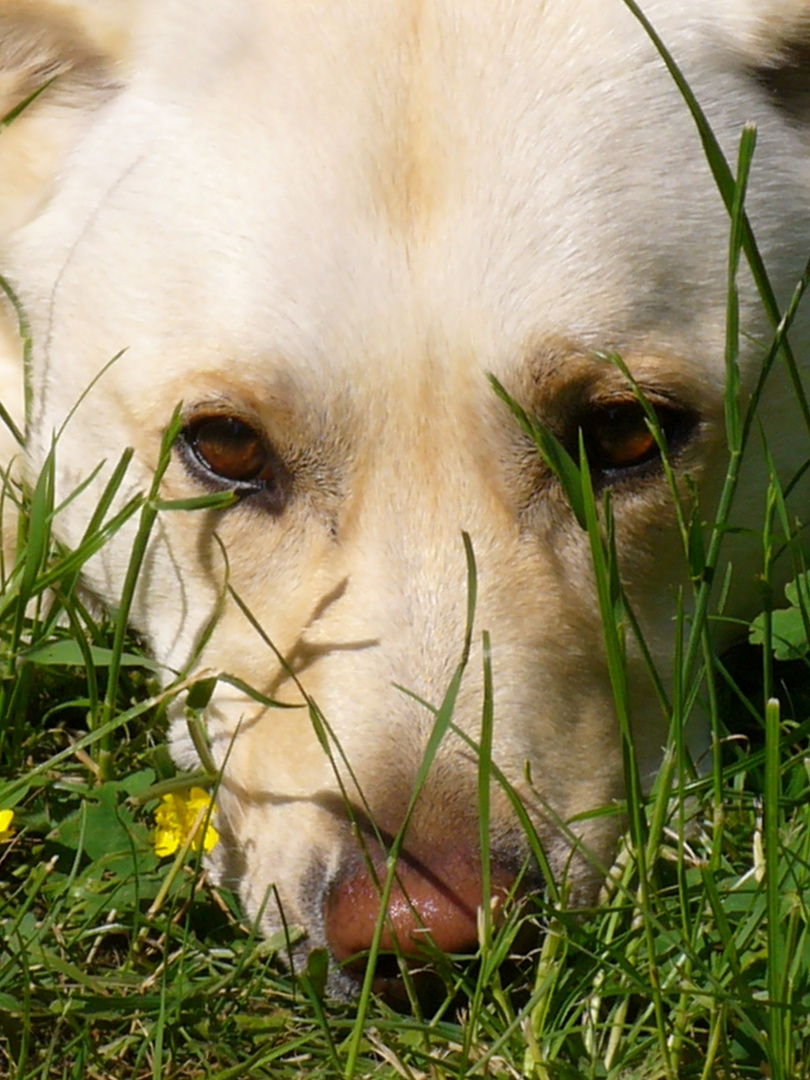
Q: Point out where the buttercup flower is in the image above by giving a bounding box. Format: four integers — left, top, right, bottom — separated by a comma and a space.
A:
0, 809, 15, 842
153, 787, 219, 857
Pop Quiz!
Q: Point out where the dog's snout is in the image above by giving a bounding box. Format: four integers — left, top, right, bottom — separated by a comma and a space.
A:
323, 842, 515, 969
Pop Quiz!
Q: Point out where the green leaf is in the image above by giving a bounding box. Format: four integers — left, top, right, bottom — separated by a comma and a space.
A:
186, 676, 218, 711
119, 768, 157, 798
750, 608, 809, 661
53, 785, 147, 863
0, 992, 21, 1014
784, 571, 810, 609
302, 947, 329, 1003
20, 640, 162, 671
749, 570, 810, 660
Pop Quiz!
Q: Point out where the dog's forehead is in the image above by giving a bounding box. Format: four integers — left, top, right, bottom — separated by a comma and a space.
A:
37, 0, 765, 397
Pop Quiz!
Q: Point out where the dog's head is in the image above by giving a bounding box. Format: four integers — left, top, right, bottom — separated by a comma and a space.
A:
2, 0, 810, 996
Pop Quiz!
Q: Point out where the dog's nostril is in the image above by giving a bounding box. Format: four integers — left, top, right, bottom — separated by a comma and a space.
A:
324, 847, 515, 968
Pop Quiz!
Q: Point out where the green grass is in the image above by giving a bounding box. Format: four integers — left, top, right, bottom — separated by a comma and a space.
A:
2, 461, 810, 1080
3, 8, 810, 1078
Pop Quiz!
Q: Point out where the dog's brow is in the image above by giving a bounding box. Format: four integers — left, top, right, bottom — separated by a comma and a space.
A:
369, 8, 451, 237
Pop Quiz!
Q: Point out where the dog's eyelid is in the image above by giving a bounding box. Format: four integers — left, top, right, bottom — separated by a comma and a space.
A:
583, 384, 699, 422
180, 400, 264, 427
583, 376, 694, 407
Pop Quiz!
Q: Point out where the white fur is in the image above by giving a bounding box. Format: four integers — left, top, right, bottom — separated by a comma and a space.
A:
1, 0, 809, 994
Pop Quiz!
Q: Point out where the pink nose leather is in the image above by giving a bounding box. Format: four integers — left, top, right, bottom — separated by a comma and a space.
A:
324, 845, 515, 965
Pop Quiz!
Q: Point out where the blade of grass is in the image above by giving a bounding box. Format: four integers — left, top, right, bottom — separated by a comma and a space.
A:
577, 434, 678, 1079
95, 411, 183, 777
621, 1, 810, 443
764, 696, 788, 1080
460, 628, 497, 1071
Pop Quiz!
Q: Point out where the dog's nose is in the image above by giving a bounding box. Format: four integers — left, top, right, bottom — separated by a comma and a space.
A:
324, 844, 515, 967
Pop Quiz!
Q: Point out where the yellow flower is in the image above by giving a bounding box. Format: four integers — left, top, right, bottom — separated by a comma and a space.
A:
0, 809, 15, 842
153, 787, 219, 857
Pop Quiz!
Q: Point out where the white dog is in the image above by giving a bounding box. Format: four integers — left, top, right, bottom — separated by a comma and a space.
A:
1, 0, 809, 997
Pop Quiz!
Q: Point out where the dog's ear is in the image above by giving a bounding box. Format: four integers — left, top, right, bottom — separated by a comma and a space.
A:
718, 2, 810, 121
0, 2, 135, 236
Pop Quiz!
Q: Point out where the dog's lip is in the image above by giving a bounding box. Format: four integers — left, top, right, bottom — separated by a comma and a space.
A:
343, 952, 449, 1009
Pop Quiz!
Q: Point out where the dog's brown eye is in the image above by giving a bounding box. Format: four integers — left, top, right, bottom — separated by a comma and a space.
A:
183, 415, 278, 489
582, 401, 692, 474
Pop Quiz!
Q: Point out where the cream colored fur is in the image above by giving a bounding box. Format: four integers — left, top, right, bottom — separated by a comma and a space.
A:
1, 0, 809, 995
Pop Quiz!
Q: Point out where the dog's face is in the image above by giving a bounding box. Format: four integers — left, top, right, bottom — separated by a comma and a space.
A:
2, 0, 810, 995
